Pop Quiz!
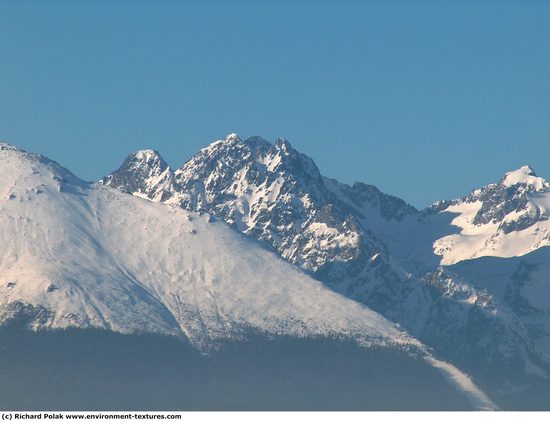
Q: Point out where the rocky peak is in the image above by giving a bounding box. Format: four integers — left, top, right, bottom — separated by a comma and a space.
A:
131, 149, 168, 167
0, 142, 20, 151
176, 134, 326, 204
101, 149, 175, 202
102, 134, 416, 287
186, 135, 269, 169
435, 166, 550, 233
274, 137, 292, 152
272, 138, 324, 189
224, 132, 240, 142
111, 149, 170, 177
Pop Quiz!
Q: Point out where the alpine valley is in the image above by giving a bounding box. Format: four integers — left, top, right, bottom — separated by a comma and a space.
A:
1, 135, 549, 410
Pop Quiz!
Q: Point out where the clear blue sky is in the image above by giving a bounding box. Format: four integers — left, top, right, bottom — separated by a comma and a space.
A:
1, 0, 549, 207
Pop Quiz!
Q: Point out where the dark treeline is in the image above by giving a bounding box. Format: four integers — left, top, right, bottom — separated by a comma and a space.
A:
0, 328, 473, 411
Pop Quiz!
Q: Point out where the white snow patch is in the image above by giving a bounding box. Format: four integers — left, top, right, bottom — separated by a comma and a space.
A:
425, 356, 499, 411
502, 166, 548, 190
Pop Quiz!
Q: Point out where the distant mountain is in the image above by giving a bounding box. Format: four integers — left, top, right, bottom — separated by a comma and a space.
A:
374, 163, 550, 368
430, 165, 550, 264
0, 142, 497, 410
103, 134, 550, 407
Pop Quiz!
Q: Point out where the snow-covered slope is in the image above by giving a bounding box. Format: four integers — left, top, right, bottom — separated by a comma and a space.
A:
0, 142, 500, 410
0, 143, 413, 348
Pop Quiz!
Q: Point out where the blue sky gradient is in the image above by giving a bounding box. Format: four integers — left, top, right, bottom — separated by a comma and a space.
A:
1, 0, 549, 207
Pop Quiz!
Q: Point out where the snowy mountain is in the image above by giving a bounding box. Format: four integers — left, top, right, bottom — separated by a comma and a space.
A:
375, 163, 550, 365
102, 134, 550, 407
104, 134, 410, 275
0, 142, 501, 410
0, 143, 410, 348
354, 164, 550, 401
103, 134, 418, 310
429, 165, 550, 265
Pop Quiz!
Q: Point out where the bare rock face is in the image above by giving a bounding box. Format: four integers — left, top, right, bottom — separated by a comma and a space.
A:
100, 149, 177, 202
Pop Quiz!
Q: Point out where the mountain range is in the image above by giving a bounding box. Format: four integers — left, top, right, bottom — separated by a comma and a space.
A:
2, 135, 550, 409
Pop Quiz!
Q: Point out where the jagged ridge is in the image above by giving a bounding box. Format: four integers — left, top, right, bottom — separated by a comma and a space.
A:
101, 134, 550, 405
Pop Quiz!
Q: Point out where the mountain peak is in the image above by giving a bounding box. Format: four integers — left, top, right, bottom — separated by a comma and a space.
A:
198, 133, 244, 155
223, 132, 241, 144
101, 149, 174, 200
274, 137, 293, 153
131, 149, 165, 163
122, 149, 169, 171
0, 142, 21, 152
0, 142, 78, 180
0, 142, 87, 196
501, 165, 548, 191
505, 165, 536, 178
